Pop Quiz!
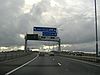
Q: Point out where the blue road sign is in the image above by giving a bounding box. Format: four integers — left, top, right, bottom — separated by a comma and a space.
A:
42, 31, 57, 36
33, 27, 57, 36
33, 27, 57, 32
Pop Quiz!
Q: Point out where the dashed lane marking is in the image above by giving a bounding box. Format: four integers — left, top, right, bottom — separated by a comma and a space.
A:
58, 62, 61, 66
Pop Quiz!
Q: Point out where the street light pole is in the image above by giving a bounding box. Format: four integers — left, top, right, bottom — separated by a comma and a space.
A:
94, 0, 98, 57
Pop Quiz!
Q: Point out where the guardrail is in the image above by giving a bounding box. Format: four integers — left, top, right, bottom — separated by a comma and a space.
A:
0, 51, 33, 62
59, 54, 100, 63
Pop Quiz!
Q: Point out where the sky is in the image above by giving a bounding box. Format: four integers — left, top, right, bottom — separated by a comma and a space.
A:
0, 0, 100, 52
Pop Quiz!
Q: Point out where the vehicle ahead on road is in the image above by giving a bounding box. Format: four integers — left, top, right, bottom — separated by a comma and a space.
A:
49, 52, 54, 56
39, 52, 45, 56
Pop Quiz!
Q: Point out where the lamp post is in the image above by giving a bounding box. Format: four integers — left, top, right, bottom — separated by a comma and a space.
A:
94, 0, 98, 57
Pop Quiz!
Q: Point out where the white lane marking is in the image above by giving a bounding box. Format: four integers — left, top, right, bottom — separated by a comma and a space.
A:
58, 63, 61, 66
5, 55, 39, 75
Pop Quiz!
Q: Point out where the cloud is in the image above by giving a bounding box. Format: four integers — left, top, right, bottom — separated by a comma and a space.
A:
28, 0, 100, 44
0, 0, 25, 46
0, 0, 100, 53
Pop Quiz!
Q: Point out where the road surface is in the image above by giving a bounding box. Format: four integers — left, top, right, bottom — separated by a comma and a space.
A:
0, 53, 100, 75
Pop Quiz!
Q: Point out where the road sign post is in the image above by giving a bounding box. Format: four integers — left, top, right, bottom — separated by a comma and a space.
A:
24, 27, 61, 52
24, 34, 39, 51
94, 0, 99, 57
58, 38, 61, 51
24, 35, 27, 51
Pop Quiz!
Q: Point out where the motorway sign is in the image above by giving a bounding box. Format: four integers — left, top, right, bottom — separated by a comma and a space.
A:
26, 34, 38, 40
33, 27, 57, 36
42, 31, 57, 36
38, 36, 59, 41
33, 27, 57, 32
24, 33, 61, 51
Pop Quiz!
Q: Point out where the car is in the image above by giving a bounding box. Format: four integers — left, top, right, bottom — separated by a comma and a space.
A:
49, 52, 54, 56
39, 52, 45, 56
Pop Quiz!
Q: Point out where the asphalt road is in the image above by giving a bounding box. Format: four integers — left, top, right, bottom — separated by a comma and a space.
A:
0, 54, 100, 75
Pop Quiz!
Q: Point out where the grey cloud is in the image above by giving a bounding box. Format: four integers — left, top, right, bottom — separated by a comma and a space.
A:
18, 0, 100, 44
0, 0, 100, 53
0, 0, 25, 46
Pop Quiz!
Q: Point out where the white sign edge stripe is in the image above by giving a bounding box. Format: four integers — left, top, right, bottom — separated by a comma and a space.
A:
5, 55, 39, 75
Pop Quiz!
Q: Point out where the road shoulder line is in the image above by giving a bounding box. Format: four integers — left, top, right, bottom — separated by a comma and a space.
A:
5, 55, 39, 75
60, 56, 100, 67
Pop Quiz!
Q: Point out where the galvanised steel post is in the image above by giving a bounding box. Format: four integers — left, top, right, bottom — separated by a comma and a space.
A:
94, 0, 98, 57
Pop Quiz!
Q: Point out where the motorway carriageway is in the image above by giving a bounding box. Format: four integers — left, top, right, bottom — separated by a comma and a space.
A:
0, 53, 100, 75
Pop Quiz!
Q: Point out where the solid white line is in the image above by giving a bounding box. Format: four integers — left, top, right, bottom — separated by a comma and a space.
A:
5, 55, 39, 75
